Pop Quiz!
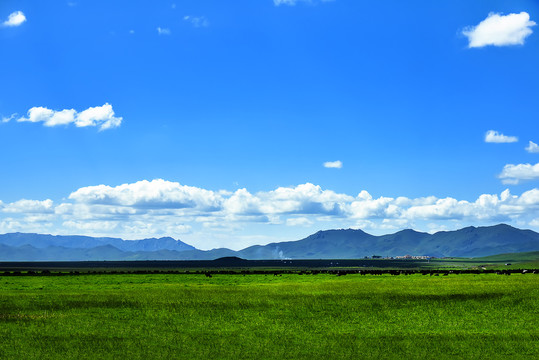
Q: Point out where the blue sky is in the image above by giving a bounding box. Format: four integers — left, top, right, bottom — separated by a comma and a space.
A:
0, 0, 538, 250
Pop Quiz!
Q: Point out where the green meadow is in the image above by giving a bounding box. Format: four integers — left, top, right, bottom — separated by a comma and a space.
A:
0, 273, 537, 359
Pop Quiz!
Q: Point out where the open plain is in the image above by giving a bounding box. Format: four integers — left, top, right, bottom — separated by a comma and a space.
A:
0, 272, 537, 359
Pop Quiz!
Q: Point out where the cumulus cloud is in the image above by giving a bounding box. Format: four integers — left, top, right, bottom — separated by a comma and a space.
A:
183, 16, 209, 27
69, 179, 223, 211
224, 183, 352, 216
4, 179, 539, 248
499, 163, 539, 185
16, 103, 122, 130
526, 141, 539, 153
64, 179, 539, 226
323, 160, 343, 169
463, 12, 536, 48
157, 27, 171, 35
2, 11, 26, 27
76, 104, 122, 129
485, 130, 518, 143
8, 180, 539, 224
347, 191, 394, 219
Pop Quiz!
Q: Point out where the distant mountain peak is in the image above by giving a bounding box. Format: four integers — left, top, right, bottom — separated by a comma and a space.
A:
394, 229, 424, 235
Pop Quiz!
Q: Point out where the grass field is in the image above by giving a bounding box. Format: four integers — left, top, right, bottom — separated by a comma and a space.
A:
0, 273, 538, 359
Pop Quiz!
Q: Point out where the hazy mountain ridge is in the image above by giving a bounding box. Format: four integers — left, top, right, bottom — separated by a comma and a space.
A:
0, 224, 537, 261
0, 233, 195, 253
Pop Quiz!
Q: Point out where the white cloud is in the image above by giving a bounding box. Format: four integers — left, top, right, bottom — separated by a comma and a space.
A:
323, 160, 343, 169
404, 198, 470, 220
286, 217, 313, 226
274, 0, 297, 5
2, 11, 26, 27
47, 109, 77, 126
17, 103, 122, 130
0, 217, 55, 234
485, 130, 518, 143
274, 0, 333, 6
63, 220, 119, 232
463, 12, 536, 48
1, 113, 17, 123
526, 141, 539, 153
499, 162, 539, 185
224, 183, 353, 216
2, 199, 54, 214
4, 179, 539, 248
69, 179, 223, 211
347, 191, 394, 219
157, 27, 171, 35
19, 107, 54, 123
25, 181, 539, 224
75, 103, 122, 129
223, 188, 264, 215
183, 16, 209, 28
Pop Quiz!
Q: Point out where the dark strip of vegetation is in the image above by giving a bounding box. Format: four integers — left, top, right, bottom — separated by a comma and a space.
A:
0, 268, 536, 277
0, 258, 432, 270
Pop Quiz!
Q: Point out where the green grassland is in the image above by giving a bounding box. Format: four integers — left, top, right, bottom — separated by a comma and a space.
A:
0, 273, 538, 359
424, 251, 539, 271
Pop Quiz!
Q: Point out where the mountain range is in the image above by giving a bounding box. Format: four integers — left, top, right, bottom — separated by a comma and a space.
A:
0, 224, 538, 261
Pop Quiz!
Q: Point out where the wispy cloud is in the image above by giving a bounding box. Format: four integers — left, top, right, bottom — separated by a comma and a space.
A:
526, 141, 539, 153
485, 130, 518, 143
157, 27, 171, 35
499, 163, 539, 184
16, 103, 122, 130
286, 217, 313, 226
274, 0, 334, 6
183, 16, 209, 28
463, 12, 536, 48
323, 160, 343, 169
2, 11, 26, 27
1, 113, 17, 123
